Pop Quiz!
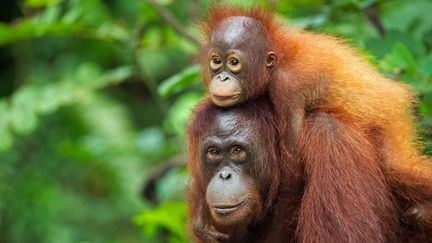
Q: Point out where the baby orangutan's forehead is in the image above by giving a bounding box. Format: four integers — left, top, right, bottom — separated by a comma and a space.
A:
210, 16, 268, 49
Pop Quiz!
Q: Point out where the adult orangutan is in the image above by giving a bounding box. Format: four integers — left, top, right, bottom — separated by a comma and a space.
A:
199, 5, 432, 234
187, 97, 432, 243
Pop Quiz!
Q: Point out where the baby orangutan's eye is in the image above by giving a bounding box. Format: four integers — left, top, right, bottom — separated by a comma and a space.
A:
210, 55, 223, 71
213, 58, 222, 65
229, 58, 239, 66
227, 55, 242, 73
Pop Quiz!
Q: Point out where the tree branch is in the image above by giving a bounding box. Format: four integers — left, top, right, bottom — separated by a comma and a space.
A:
364, 5, 385, 37
146, 0, 200, 45
141, 154, 187, 205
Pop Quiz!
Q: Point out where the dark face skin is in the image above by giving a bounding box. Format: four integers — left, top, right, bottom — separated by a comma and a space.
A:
200, 111, 272, 227
208, 16, 277, 107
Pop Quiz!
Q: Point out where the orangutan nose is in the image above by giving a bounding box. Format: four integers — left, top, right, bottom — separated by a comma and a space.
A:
219, 170, 232, 181
217, 73, 230, 82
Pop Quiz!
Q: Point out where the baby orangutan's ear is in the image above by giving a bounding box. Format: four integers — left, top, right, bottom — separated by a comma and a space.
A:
266, 51, 277, 68
404, 203, 432, 226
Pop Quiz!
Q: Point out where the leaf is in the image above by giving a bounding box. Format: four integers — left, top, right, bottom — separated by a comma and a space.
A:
136, 127, 166, 157
137, 48, 190, 81
352, 0, 376, 9
156, 168, 188, 202
0, 20, 80, 46
227, 0, 258, 8
99, 65, 134, 86
0, 11, 129, 46
75, 63, 102, 85
36, 84, 63, 113
3, 65, 133, 142
0, 101, 13, 151
392, 43, 417, 71
419, 55, 432, 78
381, 0, 432, 40
95, 23, 131, 42
411, 82, 432, 94
380, 42, 417, 75
134, 202, 186, 239
157, 65, 200, 98
9, 87, 39, 135
164, 92, 203, 136
155, 0, 173, 6
36, 4, 62, 24
25, 0, 63, 8
140, 27, 163, 49
365, 30, 425, 59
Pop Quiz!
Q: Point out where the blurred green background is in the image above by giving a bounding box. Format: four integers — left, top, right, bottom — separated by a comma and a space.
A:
0, 0, 431, 242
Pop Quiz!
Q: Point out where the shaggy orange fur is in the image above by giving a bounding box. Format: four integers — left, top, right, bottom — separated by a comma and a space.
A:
191, 5, 432, 242
200, 5, 432, 209
187, 98, 432, 242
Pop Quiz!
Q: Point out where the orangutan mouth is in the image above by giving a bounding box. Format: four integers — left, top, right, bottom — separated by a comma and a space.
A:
211, 200, 247, 215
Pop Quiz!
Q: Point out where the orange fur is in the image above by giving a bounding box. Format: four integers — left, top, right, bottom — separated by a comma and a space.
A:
187, 99, 432, 242
200, 4, 432, 208
187, 97, 290, 242
298, 109, 399, 242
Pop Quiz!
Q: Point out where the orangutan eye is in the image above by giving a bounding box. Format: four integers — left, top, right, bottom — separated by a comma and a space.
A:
229, 58, 239, 66
206, 147, 222, 161
208, 147, 220, 155
210, 55, 223, 71
231, 146, 242, 154
231, 145, 246, 161
227, 55, 242, 73
212, 58, 222, 65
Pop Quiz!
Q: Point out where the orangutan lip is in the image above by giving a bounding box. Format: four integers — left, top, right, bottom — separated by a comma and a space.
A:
212, 200, 246, 215
213, 94, 240, 101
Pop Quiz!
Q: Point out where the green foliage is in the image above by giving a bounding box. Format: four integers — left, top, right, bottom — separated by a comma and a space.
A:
0, 0, 431, 242
134, 202, 187, 243
0, 63, 133, 151
158, 65, 200, 98
164, 92, 203, 137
